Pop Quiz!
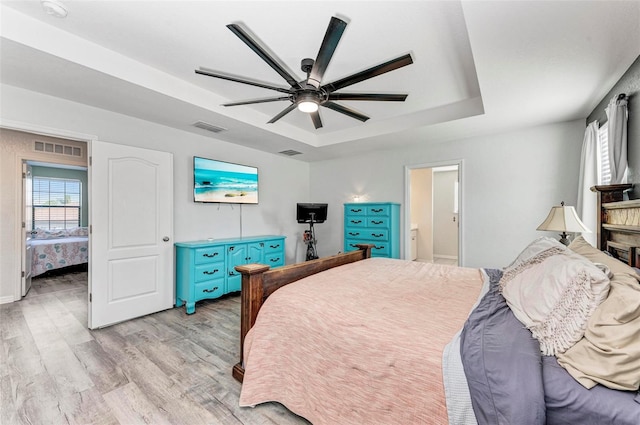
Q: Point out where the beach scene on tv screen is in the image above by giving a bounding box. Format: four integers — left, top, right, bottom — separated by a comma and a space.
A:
194, 157, 258, 203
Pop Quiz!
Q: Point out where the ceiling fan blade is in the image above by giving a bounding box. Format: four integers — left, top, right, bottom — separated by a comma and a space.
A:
310, 110, 323, 129
323, 101, 369, 122
307, 17, 347, 89
327, 93, 408, 102
227, 23, 302, 89
267, 103, 297, 124
196, 68, 292, 94
321, 53, 413, 93
223, 96, 291, 106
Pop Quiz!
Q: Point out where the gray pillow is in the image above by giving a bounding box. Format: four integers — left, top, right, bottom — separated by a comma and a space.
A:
460, 269, 546, 425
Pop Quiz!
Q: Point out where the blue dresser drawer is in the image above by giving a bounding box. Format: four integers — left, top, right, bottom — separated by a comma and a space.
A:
265, 252, 284, 267
264, 240, 284, 253
345, 217, 366, 227
368, 217, 389, 227
345, 205, 366, 216
361, 229, 389, 242
370, 243, 390, 257
368, 205, 390, 216
346, 228, 364, 239
194, 262, 224, 283
194, 279, 224, 301
344, 240, 362, 252
194, 246, 224, 264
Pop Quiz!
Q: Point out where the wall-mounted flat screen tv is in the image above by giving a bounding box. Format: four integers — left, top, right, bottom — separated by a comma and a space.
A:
193, 156, 258, 204
297, 203, 328, 223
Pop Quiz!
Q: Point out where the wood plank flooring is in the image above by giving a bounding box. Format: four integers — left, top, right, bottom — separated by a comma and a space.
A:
1, 269, 309, 425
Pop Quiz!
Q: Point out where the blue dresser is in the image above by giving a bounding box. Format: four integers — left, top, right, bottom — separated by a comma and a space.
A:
344, 203, 400, 258
175, 235, 285, 314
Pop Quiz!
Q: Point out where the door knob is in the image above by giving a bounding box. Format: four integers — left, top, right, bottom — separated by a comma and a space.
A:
163, 236, 170, 242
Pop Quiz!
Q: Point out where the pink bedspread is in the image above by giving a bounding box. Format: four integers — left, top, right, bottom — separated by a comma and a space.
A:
239, 257, 483, 424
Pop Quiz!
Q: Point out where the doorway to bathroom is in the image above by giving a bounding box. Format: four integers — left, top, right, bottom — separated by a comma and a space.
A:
405, 161, 461, 265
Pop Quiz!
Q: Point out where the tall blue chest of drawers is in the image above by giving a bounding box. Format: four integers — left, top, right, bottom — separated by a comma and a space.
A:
175, 235, 285, 314
344, 203, 400, 258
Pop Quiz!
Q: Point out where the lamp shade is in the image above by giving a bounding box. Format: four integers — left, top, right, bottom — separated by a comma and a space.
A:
537, 203, 591, 233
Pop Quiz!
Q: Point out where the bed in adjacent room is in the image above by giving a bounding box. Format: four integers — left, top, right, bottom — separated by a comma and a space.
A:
232, 184, 640, 425
29, 227, 89, 277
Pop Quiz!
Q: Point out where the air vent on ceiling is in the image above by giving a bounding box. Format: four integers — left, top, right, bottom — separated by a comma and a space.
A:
279, 149, 303, 156
34, 140, 82, 157
193, 121, 227, 133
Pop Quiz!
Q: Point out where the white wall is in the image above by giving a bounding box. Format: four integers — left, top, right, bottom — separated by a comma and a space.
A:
1, 83, 587, 299
0, 85, 310, 302
310, 119, 585, 268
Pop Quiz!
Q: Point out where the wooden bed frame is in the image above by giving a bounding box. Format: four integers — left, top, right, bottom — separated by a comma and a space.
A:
232, 244, 373, 382
592, 184, 640, 267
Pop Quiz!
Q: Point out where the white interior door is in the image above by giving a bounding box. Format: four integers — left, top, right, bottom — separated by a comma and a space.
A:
22, 162, 33, 296
89, 141, 173, 328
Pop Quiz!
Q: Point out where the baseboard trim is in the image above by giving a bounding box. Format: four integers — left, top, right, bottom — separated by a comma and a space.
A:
434, 254, 458, 261
0, 295, 16, 304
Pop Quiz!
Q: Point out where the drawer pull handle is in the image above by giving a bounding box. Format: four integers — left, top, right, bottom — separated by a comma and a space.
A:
372, 233, 384, 238
203, 286, 219, 293
348, 232, 360, 236
349, 244, 358, 248
373, 245, 384, 250
270, 244, 280, 248
203, 269, 219, 275
229, 271, 237, 276
350, 220, 362, 224
203, 252, 219, 258
372, 208, 383, 212
371, 220, 383, 224
245, 257, 251, 261
350, 208, 362, 213
270, 257, 280, 262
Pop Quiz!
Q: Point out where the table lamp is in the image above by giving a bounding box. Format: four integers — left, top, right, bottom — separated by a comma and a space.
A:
537, 201, 591, 245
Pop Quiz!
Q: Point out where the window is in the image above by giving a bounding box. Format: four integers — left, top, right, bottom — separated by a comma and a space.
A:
597, 121, 627, 185
33, 177, 81, 230
597, 122, 611, 185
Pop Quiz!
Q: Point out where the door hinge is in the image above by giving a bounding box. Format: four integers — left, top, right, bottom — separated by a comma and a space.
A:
89, 156, 92, 166
22, 172, 26, 179
89, 225, 92, 234
89, 293, 92, 302
21, 271, 25, 278
22, 221, 25, 229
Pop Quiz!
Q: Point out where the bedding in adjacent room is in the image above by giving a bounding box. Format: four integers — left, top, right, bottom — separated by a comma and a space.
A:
29, 227, 89, 277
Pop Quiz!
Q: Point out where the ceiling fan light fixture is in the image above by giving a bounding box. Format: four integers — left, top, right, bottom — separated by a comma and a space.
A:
298, 100, 319, 113
41, 0, 68, 18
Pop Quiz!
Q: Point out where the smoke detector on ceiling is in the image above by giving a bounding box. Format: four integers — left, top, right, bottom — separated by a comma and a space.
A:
41, 0, 68, 18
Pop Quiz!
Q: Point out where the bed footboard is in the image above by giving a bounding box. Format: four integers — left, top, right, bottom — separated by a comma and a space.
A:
232, 244, 373, 382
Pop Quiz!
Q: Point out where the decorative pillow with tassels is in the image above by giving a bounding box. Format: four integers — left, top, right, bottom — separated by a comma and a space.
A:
499, 237, 611, 356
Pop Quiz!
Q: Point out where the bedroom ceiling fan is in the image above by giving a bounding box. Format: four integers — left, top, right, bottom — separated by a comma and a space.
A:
195, 16, 414, 129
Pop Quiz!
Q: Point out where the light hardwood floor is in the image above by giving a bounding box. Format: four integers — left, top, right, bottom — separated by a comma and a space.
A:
0, 269, 309, 425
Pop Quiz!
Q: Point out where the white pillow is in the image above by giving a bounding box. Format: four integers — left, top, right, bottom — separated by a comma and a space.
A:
500, 238, 610, 355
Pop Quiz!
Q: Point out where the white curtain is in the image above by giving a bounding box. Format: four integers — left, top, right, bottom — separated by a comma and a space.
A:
606, 94, 629, 184
577, 121, 599, 246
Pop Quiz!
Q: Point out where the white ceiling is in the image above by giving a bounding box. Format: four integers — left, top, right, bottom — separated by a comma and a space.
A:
1, 0, 639, 161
